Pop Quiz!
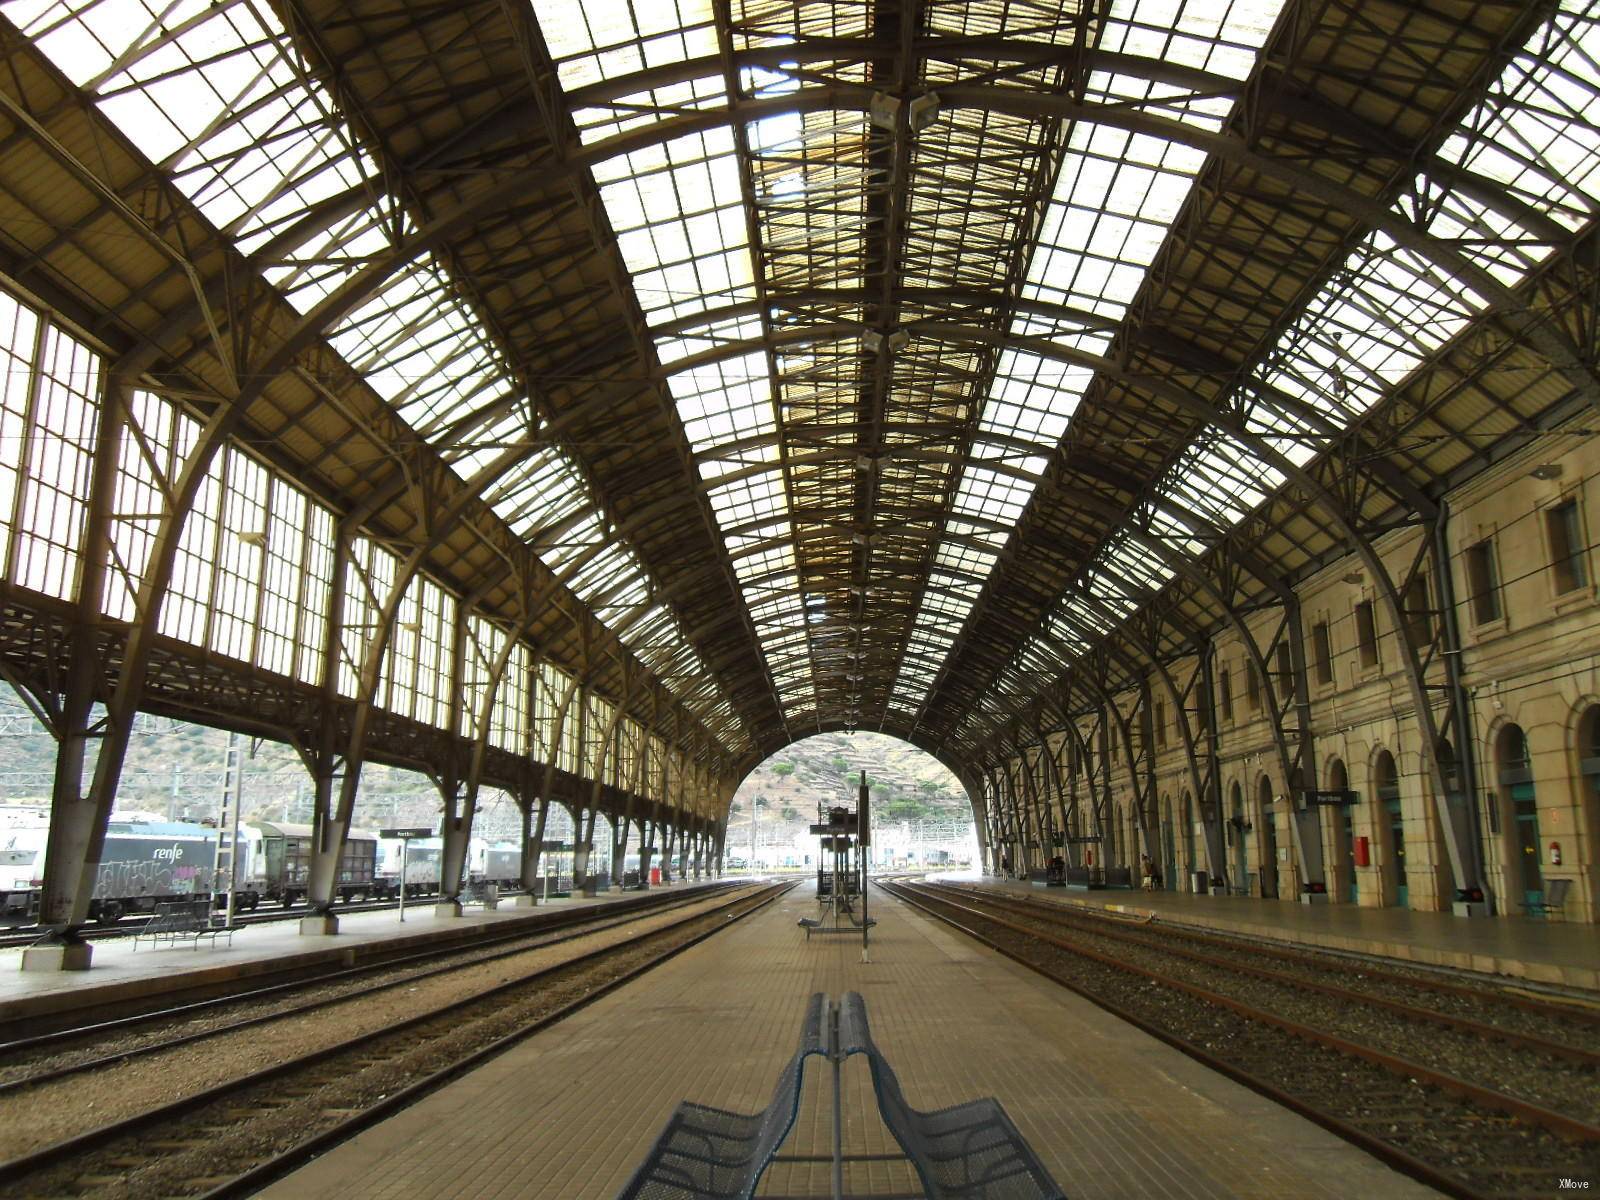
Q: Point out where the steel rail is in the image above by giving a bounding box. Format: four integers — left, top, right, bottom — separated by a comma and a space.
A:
0, 882, 734, 1047
883, 882, 1600, 1147
0, 885, 741, 1094
927, 885, 1600, 1067
0, 882, 793, 1195
939, 882, 1600, 1025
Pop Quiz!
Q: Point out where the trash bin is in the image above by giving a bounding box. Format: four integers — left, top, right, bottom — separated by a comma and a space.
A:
650, 867, 661, 885
582, 875, 600, 898
481, 883, 499, 911
1191, 870, 1208, 893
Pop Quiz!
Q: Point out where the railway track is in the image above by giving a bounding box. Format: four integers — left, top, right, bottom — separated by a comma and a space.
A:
0, 898, 415, 950
0, 882, 742, 1087
0, 881, 732, 1043
0, 884, 597, 951
0, 880, 791, 1200
882, 879, 1600, 1200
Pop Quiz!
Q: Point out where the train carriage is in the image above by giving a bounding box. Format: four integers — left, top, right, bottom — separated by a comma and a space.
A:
1, 818, 219, 925
236, 822, 378, 909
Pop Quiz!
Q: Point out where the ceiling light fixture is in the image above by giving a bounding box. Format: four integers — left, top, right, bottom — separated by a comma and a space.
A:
907, 91, 942, 132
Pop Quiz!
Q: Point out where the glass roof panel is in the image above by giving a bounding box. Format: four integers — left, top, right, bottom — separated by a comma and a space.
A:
13, 0, 380, 252
10, 0, 749, 750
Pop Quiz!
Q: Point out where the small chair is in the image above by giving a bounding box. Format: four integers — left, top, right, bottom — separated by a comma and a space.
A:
837, 993, 1064, 1200
617, 994, 826, 1199
1520, 877, 1572, 920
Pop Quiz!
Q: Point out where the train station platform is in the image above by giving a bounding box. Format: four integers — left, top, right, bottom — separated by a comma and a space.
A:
0, 883, 716, 1027
262, 880, 1440, 1200
961, 874, 1600, 991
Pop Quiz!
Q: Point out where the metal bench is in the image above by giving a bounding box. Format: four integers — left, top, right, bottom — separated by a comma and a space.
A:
838, 992, 1064, 1200
1520, 877, 1572, 920
617, 992, 826, 1199
133, 899, 234, 950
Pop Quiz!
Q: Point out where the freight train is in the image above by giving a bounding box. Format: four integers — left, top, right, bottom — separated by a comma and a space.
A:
1, 817, 220, 925
0, 814, 613, 926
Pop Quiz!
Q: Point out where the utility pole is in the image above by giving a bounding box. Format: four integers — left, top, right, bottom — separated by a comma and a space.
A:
751, 794, 761, 869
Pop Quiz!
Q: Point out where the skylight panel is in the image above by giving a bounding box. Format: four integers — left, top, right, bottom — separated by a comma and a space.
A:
1436, 5, 1600, 240
489, 449, 586, 539
1099, 0, 1282, 79
1254, 229, 1485, 435
593, 130, 755, 326
1022, 122, 1208, 322
951, 458, 1037, 527
573, 74, 726, 146
531, 0, 717, 90
327, 257, 512, 430
669, 350, 775, 470
1162, 437, 1283, 530
259, 200, 400, 313
654, 314, 765, 368
982, 350, 1091, 443
15, 0, 380, 251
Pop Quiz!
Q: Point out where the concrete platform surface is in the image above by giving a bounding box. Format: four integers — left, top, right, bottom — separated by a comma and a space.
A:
262, 881, 1441, 1200
0, 882, 716, 1022
950, 873, 1600, 990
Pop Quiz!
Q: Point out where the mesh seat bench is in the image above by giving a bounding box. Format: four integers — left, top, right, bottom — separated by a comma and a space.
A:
133, 899, 234, 950
838, 992, 1064, 1200
1520, 877, 1572, 919
619, 993, 1065, 1199
617, 992, 826, 1199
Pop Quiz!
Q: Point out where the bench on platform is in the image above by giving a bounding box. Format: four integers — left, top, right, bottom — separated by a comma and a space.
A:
133, 899, 234, 950
617, 992, 826, 1199
838, 992, 1065, 1200
1520, 877, 1572, 920
798, 914, 876, 939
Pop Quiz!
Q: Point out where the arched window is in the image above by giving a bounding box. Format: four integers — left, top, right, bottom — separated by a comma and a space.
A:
1327, 758, 1356, 903
1496, 724, 1544, 905
1580, 706, 1600, 802
1229, 780, 1247, 892
1374, 750, 1407, 907
1256, 775, 1278, 898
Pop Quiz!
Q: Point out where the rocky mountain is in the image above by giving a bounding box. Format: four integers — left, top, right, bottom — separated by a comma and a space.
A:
724, 731, 973, 853
0, 697, 970, 849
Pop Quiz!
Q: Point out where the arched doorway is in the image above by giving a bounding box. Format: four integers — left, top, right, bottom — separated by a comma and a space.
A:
1229, 780, 1248, 893
1161, 796, 1177, 891
1434, 739, 1461, 902
1579, 707, 1600, 916
1496, 724, 1543, 909
1256, 775, 1279, 897
1182, 792, 1196, 890
1327, 758, 1357, 903
1374, 751, 1406, 908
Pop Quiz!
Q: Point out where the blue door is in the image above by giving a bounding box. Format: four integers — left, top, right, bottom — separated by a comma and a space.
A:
1512, 782, 1543, 911
1384, 794, 1408, 908
1342, 808, 1358, 903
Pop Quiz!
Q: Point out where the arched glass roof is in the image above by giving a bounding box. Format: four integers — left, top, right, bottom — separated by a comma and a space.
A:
4, 0, 1597, 770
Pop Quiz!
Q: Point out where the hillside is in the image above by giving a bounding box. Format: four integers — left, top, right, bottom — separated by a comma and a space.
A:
724, 731, 973, 857
0, 696, 970, 851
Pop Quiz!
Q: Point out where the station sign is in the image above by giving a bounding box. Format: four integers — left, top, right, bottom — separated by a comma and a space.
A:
380, 827, 434, 838
1301, 789, 1358, 807
809, 817, 858, 835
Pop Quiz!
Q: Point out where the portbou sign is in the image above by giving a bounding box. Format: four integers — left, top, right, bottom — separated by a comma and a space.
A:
380, 827, 434, 839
